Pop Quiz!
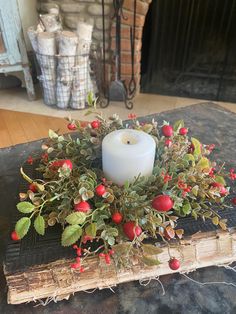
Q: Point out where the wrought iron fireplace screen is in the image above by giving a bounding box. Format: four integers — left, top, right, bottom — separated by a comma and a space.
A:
141, 0, 236, 102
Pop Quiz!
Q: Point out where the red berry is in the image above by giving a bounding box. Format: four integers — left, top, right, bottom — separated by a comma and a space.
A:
73, 244, 78, 249
11, 231, 20, 241
29, 183, 37, 193
74, 201, 91, 213
164, 139, 172, 147
162, 125, 173, 137
63, 159, 73, 170
179, 127, 188, 135
152, 195, 174, 212
112, 212, 123, 224
95, 184, 106, 196
71, 263, 80, 269
99, 253, 105, 258
211, 182, 228, 196
232, 197, 236, 205
76, 248, 82, 256
80, 266, 85, 273
91, 120, 100, 129
169, 258, 180, 270
109, 249, 115, 255
76, 257, 81, 265
105, 254, 111, 264
123, 221, 142, 241
67, 123, 77, 131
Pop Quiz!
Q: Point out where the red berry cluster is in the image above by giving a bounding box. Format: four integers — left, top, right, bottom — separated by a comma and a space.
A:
229, 169, 236, 180
206, 143, 215, 153
128, 113, 137, 120
211, 182, 228, 196
50, 159, 73, 171
27, 155, 34, 165
99, 249, 114, 265
209, 167, 216, 178
161, 172, 172, 183
70, 245, 85, 272
178, 180, 192, 197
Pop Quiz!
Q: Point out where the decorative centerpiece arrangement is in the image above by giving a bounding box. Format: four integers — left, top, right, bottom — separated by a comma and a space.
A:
11, 103, 236, 274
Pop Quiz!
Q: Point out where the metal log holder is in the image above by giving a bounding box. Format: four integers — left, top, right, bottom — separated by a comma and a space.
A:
100, 0, 136, 109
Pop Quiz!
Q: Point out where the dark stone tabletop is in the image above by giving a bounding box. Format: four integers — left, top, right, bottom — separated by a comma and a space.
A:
0, 102, 236, 314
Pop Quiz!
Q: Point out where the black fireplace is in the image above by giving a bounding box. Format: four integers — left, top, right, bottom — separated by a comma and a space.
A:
141, 0, 236, 102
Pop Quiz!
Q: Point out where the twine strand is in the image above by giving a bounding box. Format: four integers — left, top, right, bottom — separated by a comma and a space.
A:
139, 276, 166, 295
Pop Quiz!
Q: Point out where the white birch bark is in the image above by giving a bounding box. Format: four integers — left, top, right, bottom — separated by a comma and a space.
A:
56, 31, 78, 109
39, 13, 62, 33
70, 22, 96, 109
37, 32, 57, 105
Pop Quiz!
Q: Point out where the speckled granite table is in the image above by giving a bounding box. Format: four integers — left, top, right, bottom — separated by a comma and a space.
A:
0, 102, 236, 314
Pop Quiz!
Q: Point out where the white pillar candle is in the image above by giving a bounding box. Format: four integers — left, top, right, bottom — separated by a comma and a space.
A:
102, 129, 156, 185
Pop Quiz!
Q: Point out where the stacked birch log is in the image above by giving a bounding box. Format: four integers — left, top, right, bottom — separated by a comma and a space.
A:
27, 7, 97, 109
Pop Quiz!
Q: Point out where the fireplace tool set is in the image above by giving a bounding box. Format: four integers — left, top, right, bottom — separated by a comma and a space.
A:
99, 0, 137, 109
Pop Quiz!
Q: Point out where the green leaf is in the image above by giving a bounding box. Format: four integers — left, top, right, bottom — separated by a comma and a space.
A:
34, 215, 45, 235
61, 225, 82, 246
191, 138, 201, 158
184, 154, 195, 164
191, 185, 199, 196
48, 129, 58, 139
47, 147, 54, 154
142, 244, 163, 255
107, 236, 115, 246
173, 120, 184, 132
15, 217, 31, 239
141, 256, 161, 267
106, 227, 119, 237
142, 124, 153, 133
182, 202, 191, 215
124, 181, 130, 190
17, 202, 35, 214
197, 157, 210, 170
65, 212, 87, 225
212, 216, 219, 225
215, 176, 226, 186
85, 223, 97, 237
87, 91, 94, 107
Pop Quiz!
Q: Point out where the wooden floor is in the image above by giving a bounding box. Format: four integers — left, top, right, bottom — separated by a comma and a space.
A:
0, 109, 69, 148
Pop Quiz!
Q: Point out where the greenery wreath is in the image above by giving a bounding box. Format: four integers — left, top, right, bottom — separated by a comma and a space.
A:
12, 106, 236, 272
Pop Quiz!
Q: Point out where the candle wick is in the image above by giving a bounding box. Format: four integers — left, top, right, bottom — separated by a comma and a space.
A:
127, 141, 130, 145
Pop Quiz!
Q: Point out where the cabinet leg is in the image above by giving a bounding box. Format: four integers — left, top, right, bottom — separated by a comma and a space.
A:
23, 66, 36, 101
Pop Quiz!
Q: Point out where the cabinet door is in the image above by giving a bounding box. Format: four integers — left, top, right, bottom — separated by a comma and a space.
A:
0, 0, 22, 65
